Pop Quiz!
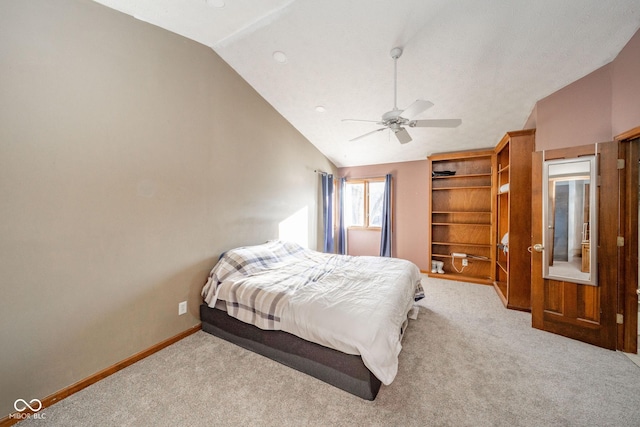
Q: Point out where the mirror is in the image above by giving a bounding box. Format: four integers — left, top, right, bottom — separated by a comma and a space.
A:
542, 156, 597, 286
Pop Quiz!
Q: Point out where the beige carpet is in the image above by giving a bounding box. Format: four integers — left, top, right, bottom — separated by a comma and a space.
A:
18, 277, 640, 426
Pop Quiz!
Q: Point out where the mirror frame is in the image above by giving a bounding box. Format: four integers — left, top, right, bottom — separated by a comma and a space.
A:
542, 155, 598, 286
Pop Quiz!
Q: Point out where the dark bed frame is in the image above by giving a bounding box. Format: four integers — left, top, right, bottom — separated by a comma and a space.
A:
200, 304, 382, 400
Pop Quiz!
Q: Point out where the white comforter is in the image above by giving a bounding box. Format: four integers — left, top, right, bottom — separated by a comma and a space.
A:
201, 241, 422, 385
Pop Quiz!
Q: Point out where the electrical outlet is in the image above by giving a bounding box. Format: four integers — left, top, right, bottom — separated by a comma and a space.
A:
462, 258, 468, 267
178, 301, 187, 315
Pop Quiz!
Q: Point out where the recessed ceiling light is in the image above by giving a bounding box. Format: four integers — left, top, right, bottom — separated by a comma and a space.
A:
206, 0, 225, 7
272, 51, 288, 64
315, 106, 326, 113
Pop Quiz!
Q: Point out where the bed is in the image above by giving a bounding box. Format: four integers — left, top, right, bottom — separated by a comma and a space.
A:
200, 240, 423, 400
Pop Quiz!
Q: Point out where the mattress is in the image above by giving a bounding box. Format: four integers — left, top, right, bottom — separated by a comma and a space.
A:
200, 303, 382, 400
201, 240, 423, 385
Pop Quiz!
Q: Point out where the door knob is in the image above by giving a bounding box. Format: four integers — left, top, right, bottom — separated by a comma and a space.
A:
528, 244, 544, 253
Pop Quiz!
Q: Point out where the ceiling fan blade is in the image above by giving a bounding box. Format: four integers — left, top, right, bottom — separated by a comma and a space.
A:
341, 118, 381, 123
400, 99, 434, 120
350, 127, 387, 142
394, 127, 412, 144
410, 119, 462, 128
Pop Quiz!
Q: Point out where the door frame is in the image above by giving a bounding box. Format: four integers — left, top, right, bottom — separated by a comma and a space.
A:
616, 126, 640, 353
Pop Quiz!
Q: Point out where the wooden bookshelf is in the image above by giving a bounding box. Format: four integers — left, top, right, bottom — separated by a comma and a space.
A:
428, 149, 496, 285
493, 129, 535, 310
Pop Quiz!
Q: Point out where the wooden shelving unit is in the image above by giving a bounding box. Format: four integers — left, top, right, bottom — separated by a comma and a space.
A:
428, 150, 496, 285
493, 129, 535, 310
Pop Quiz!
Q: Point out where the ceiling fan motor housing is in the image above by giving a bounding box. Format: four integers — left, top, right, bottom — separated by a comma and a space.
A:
390, 47, 403, 59
382, 109, 402, 122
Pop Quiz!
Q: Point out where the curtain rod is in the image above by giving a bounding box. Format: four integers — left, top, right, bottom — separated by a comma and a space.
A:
340, 173, 392, 180
314, 169, 331, 175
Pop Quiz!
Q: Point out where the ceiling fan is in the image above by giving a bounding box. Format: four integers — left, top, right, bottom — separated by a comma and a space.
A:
343, 47, 461, 144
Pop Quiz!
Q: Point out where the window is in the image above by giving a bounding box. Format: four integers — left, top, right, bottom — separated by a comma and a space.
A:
344, 178, 386, 229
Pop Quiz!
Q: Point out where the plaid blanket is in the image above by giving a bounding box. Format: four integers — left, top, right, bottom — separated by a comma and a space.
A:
202, 241, 347, 329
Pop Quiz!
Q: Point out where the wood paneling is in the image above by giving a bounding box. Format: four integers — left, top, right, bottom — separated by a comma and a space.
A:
616, 135, 639, 352
432, 188, 492, 212
577, 284, 600, 323
432, 224, 491, 245
544, 280, 564, 315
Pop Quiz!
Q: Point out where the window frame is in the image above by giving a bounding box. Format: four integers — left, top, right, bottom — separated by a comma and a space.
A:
344, 177, 386, 230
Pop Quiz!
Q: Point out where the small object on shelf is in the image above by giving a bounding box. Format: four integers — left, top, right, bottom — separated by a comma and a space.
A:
451, 256, 468, 273
432, 170, 456, 177
500, 233, 509, 253
431, 260, 444, 274
499, 183, 510, 193
467, 254, 490, 260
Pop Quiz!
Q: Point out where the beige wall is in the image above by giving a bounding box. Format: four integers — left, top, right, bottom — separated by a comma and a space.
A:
612, 29, 640, 137
338, 160, 430, 271
535, 28, 640, 151
535, 64, 612, 151
0, 0, 335, 416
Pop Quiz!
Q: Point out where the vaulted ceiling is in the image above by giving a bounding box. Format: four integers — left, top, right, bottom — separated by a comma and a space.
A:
92, 0, 640, 167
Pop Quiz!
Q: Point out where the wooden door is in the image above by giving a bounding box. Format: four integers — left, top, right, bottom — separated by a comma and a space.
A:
617, 132, 640, 353
531, 142, 617, 349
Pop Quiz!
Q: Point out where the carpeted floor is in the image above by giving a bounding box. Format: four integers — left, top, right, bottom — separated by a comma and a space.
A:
18, 277, 640, 426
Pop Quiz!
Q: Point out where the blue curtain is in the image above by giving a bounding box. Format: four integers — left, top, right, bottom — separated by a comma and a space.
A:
337, 177, 347, 255
321, 174, 334, 253
380, 174, 392, 257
